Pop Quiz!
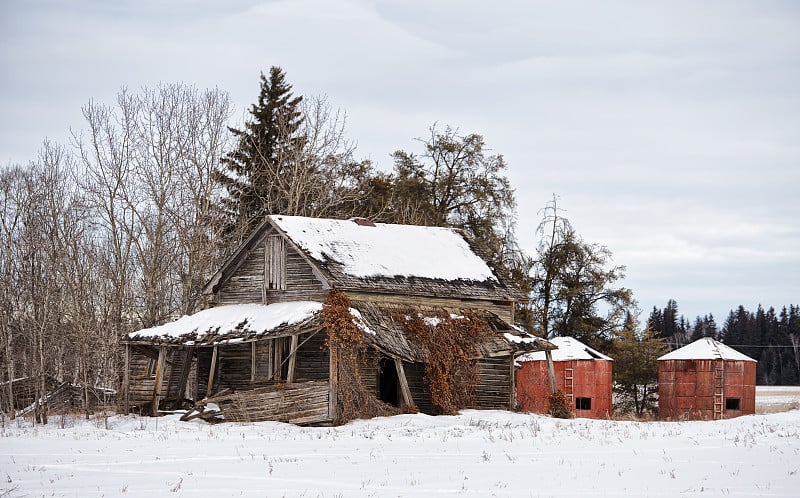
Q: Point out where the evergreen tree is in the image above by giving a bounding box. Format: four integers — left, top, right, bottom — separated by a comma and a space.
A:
611, 312, 667, 417
215, 66, 304, 240
647, 306, 663, 336
648, 299, 688, 349
690, 314, 718, 341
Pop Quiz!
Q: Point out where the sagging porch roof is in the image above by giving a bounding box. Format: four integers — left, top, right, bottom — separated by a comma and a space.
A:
124, 301, 555, 361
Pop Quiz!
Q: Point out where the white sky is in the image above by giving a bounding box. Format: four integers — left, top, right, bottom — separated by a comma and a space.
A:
1, 0, 798, 324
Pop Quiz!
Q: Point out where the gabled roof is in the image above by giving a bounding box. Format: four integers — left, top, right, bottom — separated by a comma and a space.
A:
658, 337, 757, 362
517, 336, 613, 362
205, 215, 526, 301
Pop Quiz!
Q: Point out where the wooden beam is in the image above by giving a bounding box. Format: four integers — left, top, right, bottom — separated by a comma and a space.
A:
175, 347, 194, 402
251, 342, 256, 383
274, 337, 283, 381
509, 355, 516, 410
393, 357, 413, 409
152, 347, 166, 416
545, 349, 557, 394
123, 343, 130, 413
206, 346, 218, 398
328, 344, 338, 423
287, 334, 299, 383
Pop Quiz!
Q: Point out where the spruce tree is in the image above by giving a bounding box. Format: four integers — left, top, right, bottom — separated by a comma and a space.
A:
611, 313, 667, 417
215, 66, 303, 239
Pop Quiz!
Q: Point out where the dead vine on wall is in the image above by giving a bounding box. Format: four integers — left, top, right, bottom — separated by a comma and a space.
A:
399, 310, 489, 415
323, 290, 398, 424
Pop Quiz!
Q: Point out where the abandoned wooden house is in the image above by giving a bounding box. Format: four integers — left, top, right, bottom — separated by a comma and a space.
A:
658, 337, 757, 420
122, 215, 554, 425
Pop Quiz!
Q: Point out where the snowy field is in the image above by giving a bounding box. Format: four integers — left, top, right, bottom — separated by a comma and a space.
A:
1, 389, 799, 497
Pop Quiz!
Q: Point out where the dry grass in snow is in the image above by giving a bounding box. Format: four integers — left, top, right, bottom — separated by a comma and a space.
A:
0, 389, 799, 497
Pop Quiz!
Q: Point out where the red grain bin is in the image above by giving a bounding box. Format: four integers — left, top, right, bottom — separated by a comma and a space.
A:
658, 337, 757, 420
515, 336, 613, 419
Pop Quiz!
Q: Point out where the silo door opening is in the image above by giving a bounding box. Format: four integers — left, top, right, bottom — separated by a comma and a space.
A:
575, 397, 592, 410
725, 398, 740, 410
378, 356, 400, 406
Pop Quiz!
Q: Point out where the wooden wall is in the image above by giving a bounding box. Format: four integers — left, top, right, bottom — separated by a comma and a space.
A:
215, 229, 328, 305
475, 357, 513, 410
127, 346, 159, 409
403, 361, 434, 414
217, 243, 266, 304
294, 330, 330, 380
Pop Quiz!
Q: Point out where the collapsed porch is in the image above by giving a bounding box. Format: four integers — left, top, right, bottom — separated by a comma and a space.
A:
122, 300, 554, 425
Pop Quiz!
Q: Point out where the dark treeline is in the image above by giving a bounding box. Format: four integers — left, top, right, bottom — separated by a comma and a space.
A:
648, 300, 800, 385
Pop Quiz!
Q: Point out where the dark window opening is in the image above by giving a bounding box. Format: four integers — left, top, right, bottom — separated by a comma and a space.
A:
575, 397, 591, 410
378, 356, 399, 407
725, 398, 740, 410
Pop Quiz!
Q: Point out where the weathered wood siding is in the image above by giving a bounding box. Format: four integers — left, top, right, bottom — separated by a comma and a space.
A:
192, 332, 331, 400
403, 361, 434, 414
217, 344, 253, 390
217, 244, 266, 304
349, 293, 514, 323
294, 330, 330, 380
216, 380, 331, 425
265, 245, 328, 303
196, 348, 214, 399
361, 348, 380, 396
127, 346, 159, 408
216, 230, 328, 305
163, 348, 193, 404
126, 346, 195, 410
475, 356, 512, 410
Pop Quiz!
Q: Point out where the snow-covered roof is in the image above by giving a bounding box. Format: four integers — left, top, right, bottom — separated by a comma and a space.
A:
516, 336, 613, 363
127, 302, 323, 345
270, 215, 497, 282
658, 337, 756, 362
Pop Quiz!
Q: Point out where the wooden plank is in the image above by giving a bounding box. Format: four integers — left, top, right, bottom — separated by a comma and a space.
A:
206, 346, 218, 397
509, 355, 516, 410
175, 347, 194, 402
251, 342, 257, 382
274, 337, 283, 381
394, 357, 413, 409
123, 343, 130, 413
152, 347, 166, 416
545, 349, 557, 394
287, 334, 299, 383
328, 344, 338, 422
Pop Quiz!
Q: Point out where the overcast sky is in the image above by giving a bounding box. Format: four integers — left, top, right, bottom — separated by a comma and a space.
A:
1, 0, 798, 325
